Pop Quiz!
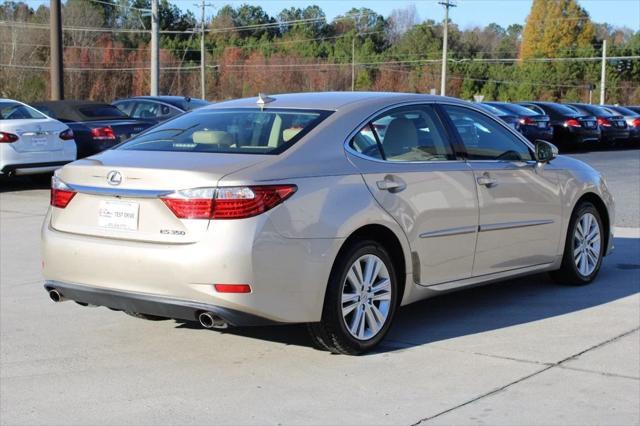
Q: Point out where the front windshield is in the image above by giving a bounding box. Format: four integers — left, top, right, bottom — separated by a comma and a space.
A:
0, 102, 47, 120
117, 108, 332, 155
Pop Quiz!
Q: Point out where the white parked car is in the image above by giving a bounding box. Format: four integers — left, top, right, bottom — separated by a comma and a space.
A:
0, 99, 76, 176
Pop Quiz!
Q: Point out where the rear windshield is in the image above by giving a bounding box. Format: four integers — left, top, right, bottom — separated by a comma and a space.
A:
489, 103, 540, 116
477, 103, 507, 115
117, 108, 332, 155
606, 106, 637, 116
78, 105, 128, 119
570, 104, 612, 117
546, 103, 584, 116
0, 102, 47, 120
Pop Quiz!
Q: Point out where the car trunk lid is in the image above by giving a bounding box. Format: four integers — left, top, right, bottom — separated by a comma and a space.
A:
50, 150, 267, 243
6, 119, 66, 152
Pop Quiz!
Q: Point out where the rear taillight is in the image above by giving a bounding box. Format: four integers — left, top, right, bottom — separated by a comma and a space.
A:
90, 127, 116, 140
518, 117, 535, 126
0, 131, 19, 143
161, 185, 297, 220
50, 176, 76, 208
631, 118, 640, 128
59, 128, 74, 140
596, 117, 612, 127
564, 119, 581, 128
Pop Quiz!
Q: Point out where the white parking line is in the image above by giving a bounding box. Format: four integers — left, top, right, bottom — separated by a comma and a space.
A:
614, 227, 640, 238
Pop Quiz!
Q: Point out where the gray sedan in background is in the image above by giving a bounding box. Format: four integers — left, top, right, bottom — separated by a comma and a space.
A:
42, 92, 614, 355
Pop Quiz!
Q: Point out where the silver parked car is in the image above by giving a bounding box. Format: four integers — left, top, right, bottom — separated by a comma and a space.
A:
42, 92, 614, 355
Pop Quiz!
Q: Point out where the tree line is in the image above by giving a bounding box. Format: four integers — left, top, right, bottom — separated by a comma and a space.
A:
0, 0, 638, 104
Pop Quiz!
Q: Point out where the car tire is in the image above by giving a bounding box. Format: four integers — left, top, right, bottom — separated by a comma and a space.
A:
307, 240, 398, 355
550, 202, 604, 285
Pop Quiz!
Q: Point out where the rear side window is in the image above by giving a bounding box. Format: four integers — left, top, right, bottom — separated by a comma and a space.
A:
78, 105, 127, 119
114, 101, 134, 116
549, 103, 582, 115
0, 102, 47, 119
117, 108, 332, 155
349, 105, 454, 162
131, 101, 181, 120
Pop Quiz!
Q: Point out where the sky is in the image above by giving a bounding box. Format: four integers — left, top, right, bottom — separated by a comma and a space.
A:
183, 0, 640, 30
20, 0, 640, 30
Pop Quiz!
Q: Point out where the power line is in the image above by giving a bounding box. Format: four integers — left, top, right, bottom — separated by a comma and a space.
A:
87, 0, 150, 13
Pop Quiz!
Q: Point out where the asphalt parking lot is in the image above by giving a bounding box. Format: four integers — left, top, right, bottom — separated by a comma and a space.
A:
1, 149, 639, 425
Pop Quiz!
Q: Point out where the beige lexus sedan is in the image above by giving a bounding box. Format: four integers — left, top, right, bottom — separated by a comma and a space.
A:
42, 92, 614, 354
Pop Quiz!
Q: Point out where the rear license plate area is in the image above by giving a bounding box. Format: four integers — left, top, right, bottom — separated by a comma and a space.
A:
98, 200, 139, 231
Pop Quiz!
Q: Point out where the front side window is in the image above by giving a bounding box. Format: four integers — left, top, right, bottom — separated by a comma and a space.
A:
0, 102, 47, 120
442, 105, 533, 161
349, 105, 454, 162
117, 108, 331, 155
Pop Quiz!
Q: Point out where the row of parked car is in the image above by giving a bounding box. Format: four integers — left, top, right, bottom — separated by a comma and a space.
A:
0, 96, 210, 176
1, 94, 639, 178
475, 101, 640, 149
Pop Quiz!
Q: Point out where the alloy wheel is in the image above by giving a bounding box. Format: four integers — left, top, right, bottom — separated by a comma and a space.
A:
573, 212, 601, 276
341, 254, 392, 341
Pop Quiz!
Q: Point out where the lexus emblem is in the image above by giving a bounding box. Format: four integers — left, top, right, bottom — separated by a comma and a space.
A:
106, 170, 123, 186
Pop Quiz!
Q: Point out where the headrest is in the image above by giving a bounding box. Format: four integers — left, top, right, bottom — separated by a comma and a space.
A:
192, 130, 233, 145
283, 127, 302, 142
383, 118, 418, 157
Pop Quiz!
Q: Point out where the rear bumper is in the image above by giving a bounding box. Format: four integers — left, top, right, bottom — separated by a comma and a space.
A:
44, 280, 279, 326
521, 126, 553, 142
42, 211, 341, 323
601, 128, 630, 143
553, 127, 600, 145
1, 160, 72, 176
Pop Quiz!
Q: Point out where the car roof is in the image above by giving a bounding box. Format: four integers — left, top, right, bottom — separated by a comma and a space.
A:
206, 92, 450, 111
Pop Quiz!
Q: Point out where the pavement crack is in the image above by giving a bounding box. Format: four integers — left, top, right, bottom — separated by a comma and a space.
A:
409, 326, 640, 426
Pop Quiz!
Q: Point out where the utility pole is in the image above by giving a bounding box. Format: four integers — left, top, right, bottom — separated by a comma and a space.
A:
600, 39, 607, 105
196, 1, 213, 99
50, 0, 64, 100
150, 0, 159, 96
351, 35, 356, 91
439, 0, 456, 97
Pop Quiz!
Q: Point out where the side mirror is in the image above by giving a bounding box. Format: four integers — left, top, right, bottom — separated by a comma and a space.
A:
534, 140, 558, 163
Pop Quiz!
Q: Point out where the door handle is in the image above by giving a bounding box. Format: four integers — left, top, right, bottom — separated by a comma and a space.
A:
476, 174, 497, 187
376, 176, 406, 193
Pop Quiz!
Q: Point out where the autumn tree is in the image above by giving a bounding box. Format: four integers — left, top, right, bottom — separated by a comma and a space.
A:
520, 0, 595, 59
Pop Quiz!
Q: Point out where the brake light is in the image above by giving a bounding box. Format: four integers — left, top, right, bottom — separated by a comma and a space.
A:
50, 176, 76, 208
214, 284, 252, 293
518, 117, 535, 126
0, 131, 19, 143
564, 119, 581, 128
596, 117, 612, 127
161, 185, 297, 220
90, 127, 116, 140
59, 128, 74, 140
631, 118, 640, 128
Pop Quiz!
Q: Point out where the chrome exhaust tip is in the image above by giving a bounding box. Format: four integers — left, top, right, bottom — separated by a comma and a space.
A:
48, 289, 64, 303
198, 312, 228, 329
